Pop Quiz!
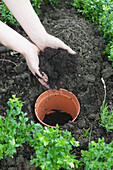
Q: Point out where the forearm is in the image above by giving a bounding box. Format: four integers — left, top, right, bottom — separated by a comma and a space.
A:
0, 21, 33, 56
3, 0, 46, 47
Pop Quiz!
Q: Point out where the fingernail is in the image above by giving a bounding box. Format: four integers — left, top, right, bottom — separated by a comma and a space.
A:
71, 51, 76, 55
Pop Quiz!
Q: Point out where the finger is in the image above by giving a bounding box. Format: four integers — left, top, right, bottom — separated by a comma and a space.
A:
35, 73, 49, 89
41, 72, 48, 82
61, 44, 76, 55
48, 35, 76, 55
36, 70, 48, 82
38, 78, 50, 89
57, 39, 76, 54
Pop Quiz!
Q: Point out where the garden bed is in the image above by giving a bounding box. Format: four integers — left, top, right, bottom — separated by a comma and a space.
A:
0, 0, 113, 169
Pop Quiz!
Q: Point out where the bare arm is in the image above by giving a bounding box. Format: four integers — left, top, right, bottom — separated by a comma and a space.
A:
3, 0, 75, 53
0, 21, 49, 88
3, 0, 46, 50
0, 20, 32, 55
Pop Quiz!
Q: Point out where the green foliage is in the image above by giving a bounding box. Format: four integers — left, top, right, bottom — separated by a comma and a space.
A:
81, 137, 113, 170
2, 95, 113, 169
0, 0, 58, 25
99, 4, 113, 39
0, 95, 79, 169
72, 0, 113, 66
108, 42, 113, 67
30, 0, 43, 15
46, 0, 58, 5
0, 95, 31, 159
72, 0, 104, 25
100, 104, 113, 132
30, 0, 58, 14
30, 124, 80, 169
82, 128, 90, 138
99, 78, 113, 132
0, 1, 18, 25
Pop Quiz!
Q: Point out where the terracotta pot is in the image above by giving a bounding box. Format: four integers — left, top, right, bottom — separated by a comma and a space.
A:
35, 89, 80, 128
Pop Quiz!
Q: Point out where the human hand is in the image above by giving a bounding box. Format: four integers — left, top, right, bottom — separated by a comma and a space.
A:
31, 32, 76, 55
24, 44, 49, 89
27, 32, 76, 90
24, 33, 76, 90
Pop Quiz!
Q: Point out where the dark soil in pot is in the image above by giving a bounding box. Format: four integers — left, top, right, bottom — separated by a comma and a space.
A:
0, 0, 113, 169
43, 110, 73, 126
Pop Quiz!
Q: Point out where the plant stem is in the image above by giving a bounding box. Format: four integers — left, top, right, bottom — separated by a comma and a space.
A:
88, 125, 93, 150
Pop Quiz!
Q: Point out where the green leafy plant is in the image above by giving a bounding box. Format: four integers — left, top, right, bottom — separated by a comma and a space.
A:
30, 0, 43, 14
0, 95, 31, 159
100, 104, 113, 132
30, 124, 80, 169
71, 0, 104, 25
0, 95, 80, 169
0, 1, 18, 25
71, 0, 113, 66
108, 42, 113, 66
80, 137, 113, 170
99, 78, 113, 132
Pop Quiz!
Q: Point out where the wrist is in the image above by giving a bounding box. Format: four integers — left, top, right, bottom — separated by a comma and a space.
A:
22, 41, 37, 59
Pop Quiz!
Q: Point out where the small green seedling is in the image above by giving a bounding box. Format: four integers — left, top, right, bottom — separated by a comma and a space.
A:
100, 104, 113, 132
99, 78, 113, 132
82, 128, 90, 138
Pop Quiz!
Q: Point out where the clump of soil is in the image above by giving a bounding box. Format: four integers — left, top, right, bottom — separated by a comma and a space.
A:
43, 109, 73, 126
39, 48, 78, 90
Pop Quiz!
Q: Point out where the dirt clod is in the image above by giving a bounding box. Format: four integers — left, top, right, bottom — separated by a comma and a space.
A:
39, 48, 78, 90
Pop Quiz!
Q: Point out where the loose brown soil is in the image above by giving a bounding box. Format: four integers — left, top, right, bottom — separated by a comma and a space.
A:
0, 0, 113, 169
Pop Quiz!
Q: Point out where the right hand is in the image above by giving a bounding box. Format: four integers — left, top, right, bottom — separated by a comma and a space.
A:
24, 44, 49, 89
